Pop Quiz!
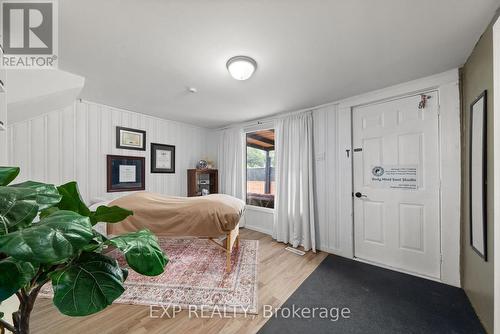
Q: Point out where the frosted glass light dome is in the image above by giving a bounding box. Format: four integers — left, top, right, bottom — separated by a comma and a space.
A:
226, 56, 257, 81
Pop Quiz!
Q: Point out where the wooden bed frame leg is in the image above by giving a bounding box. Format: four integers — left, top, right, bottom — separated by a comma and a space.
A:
226, 232, 232, 272
224, 226, 240, 273
226, 249, 231, 272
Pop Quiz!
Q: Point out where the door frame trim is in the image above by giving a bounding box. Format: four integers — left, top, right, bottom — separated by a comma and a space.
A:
493, 15, 500, 331
336, 69, 461, 286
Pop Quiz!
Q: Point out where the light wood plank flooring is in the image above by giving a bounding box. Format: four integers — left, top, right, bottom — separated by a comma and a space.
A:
31, 229, 327, 334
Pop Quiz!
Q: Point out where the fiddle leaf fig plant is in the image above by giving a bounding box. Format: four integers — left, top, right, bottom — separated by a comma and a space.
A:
0, 167, 168, 334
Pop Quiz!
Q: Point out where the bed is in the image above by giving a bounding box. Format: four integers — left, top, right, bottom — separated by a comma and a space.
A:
91, 192, 246, 272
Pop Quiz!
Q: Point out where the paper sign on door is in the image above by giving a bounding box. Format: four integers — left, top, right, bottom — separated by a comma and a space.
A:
370, 165, 418, 190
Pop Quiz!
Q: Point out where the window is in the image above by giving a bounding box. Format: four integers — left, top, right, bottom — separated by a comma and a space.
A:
246, 129, 275, 208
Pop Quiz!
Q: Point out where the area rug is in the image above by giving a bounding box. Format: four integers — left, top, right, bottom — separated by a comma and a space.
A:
40, 238, 259, 314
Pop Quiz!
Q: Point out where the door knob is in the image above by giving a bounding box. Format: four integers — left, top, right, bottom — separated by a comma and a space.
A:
355, 192, 367, 198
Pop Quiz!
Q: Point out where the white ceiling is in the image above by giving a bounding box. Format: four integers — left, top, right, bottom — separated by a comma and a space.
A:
59, 0, 499, 128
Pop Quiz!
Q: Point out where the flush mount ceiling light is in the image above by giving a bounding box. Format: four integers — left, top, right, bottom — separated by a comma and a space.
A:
226, 56, 257, 81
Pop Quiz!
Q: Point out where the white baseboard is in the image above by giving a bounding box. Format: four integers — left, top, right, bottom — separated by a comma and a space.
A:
243, 225, 273, 236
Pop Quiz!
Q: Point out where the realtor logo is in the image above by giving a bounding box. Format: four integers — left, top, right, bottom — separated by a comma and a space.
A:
1, 0, 58, 68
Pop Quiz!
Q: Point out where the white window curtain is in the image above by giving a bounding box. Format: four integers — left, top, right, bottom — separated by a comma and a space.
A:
273, 112, 316, 252
217, 126, 245, 203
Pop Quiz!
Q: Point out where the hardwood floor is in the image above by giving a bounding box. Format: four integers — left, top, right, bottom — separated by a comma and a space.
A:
31, 229, 327, 334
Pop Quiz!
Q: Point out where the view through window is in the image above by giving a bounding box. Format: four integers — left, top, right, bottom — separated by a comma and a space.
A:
246, 129, 275, 208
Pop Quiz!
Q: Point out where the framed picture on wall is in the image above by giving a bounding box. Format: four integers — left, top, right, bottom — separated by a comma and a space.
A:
151, 143, 175, 173
116, 126, 146, 151
469, 90, 487, 260
107, 155, 145, 192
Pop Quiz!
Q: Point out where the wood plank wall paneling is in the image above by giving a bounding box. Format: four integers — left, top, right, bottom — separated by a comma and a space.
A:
7, 100, 210, 204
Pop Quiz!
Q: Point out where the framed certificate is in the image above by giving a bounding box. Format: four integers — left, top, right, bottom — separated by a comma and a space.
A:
107, 155, 145, 192
151, 143, 175, 173
116, 126, 146, 151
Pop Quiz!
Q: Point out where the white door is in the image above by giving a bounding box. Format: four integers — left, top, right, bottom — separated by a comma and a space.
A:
352, 92, 441, 279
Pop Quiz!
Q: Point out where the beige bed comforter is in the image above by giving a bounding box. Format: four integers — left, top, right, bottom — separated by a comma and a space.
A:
108, 192, 245, 237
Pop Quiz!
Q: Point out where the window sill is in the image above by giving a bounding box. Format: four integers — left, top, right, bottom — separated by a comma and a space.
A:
245, 205, 275, 214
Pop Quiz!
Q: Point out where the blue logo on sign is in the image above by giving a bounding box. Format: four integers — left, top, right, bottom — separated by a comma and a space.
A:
372, 166, 385, 177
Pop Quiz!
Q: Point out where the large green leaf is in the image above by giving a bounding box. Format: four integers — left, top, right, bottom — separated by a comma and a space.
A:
109, 230, 168, 276
56, 182, 132, 225
11, 181, 62, 210
0, 210, 93, 264
81, 230, 108, 253
121, 267, 129, 281
0, 167, 20, 186
0, 257, 37, 302
39, 206, 59, 219
51, 252, 126, 316
89, 205, 133, 226
56, 182, 91, 217
0, 187, 38, 235
0, 181, 62, 235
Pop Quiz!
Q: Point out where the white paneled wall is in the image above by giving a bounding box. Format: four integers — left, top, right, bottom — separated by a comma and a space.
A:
0, 69, 7, 164
212, 105, 340, 252
244, 207, 274, 235
8, 100, 210, 204
312, 104, 339, 253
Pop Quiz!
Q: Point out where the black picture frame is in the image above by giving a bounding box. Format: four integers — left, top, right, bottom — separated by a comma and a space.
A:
151, 143, 175, 173
116, 126, 146, 151
107, 155, 145, 192
469, 90, 487, 261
